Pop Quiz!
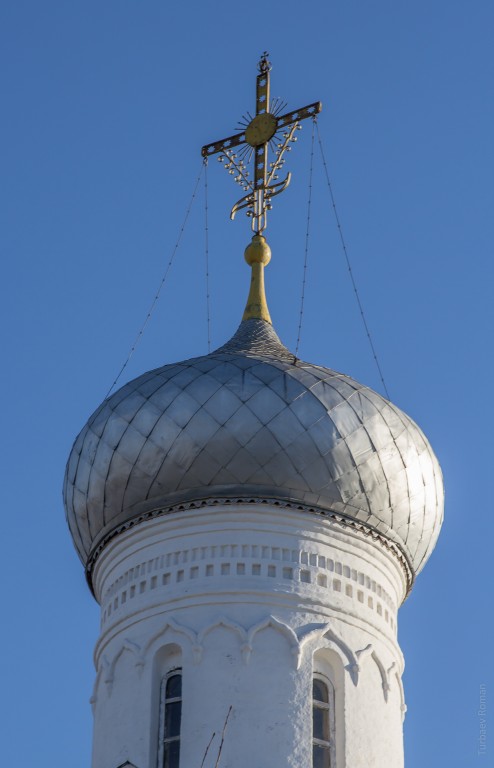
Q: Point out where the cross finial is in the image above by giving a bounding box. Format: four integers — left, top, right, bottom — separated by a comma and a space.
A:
202, 57, 321, 235
259, 51, 271, 73
201, 57, 321, 324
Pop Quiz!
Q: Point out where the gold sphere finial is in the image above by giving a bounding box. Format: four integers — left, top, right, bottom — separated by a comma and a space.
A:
242, 235, 272, 324
244, 234, 271, 266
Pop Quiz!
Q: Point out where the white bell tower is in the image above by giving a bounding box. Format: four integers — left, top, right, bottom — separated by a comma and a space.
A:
64, 56, 443, 768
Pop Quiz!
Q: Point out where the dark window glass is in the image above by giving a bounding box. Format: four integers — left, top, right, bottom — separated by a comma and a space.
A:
164, 700, 182, 739
164, 740, 180, 768
313, 706, 329, 741
166, 674, 182, 700
313, 743, 330, 768
312, 677, 331, 768
313, 678, 329, 703
162, 671, 182, 768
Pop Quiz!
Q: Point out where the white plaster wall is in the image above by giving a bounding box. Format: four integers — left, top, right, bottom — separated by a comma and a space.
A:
90, 505, 407, 768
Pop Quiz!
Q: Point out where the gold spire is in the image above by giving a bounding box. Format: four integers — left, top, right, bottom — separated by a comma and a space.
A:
242, 234, 272, 323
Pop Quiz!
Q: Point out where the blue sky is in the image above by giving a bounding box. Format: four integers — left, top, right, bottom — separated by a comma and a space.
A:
1, 2, 492, 766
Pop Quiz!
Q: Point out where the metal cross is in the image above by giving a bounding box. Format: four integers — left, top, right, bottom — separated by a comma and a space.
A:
201, 53, 322, 234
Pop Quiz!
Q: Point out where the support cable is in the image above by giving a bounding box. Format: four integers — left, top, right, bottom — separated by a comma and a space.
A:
200, 732, 216, 768
204, 158, 212, 352
105, 162, 205, 398
295, 117, 316, 356
315, 122, 390, 399
214, 706, 233, 768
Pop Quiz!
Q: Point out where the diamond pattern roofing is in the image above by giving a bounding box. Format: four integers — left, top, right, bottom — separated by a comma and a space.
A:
64, 319, 444, 577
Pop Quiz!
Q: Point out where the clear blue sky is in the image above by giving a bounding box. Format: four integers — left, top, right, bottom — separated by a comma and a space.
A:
1, 2, 492, 766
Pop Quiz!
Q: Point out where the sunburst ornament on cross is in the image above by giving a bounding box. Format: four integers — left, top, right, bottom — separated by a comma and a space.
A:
202, 53, 322, 235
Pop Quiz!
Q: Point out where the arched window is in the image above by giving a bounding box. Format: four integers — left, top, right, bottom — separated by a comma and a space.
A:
158, 670, 182, 768
312, 676, 332, 768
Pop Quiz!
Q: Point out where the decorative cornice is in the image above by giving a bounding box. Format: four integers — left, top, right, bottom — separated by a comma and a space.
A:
86, 496, 414, 597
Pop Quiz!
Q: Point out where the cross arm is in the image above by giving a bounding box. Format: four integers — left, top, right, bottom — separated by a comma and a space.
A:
277, 101, 322, 130
201, 131, 246, 158
201, 101, 322, 159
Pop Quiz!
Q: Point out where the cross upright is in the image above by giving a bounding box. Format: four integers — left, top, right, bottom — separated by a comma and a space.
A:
202, 53, 322, 234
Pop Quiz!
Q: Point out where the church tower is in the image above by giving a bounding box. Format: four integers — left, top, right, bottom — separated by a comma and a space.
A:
64, 55, 444, 768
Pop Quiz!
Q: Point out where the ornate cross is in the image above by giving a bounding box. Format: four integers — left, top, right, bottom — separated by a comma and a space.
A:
201, 53, 322, 235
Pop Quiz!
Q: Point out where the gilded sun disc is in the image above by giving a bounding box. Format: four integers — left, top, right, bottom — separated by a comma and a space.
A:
245, 113, 277, 147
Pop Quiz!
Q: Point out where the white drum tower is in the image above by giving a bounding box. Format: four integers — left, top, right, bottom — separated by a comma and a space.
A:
64, 55, 444, 768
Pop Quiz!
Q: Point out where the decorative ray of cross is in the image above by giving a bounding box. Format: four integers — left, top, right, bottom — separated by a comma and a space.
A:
201, 53, 322, 234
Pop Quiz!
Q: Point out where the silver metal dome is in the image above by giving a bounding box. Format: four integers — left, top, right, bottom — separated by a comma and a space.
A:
64, 319, 443, 583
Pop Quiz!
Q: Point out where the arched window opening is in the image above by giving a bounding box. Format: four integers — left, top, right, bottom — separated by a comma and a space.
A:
312, 676, 332, 768
158, 670, 182, 768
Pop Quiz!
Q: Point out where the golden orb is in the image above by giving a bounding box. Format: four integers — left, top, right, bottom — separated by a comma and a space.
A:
244, 235, 272, 266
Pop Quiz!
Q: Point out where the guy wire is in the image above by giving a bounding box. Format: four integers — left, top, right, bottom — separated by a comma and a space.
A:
204, 158, 212, 352
295, 117, 316, 356
105, 162, 205, 399
315, 122, 390, 399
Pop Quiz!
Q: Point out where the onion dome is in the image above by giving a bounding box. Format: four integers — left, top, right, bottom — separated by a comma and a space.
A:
64, 238, 443, 590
